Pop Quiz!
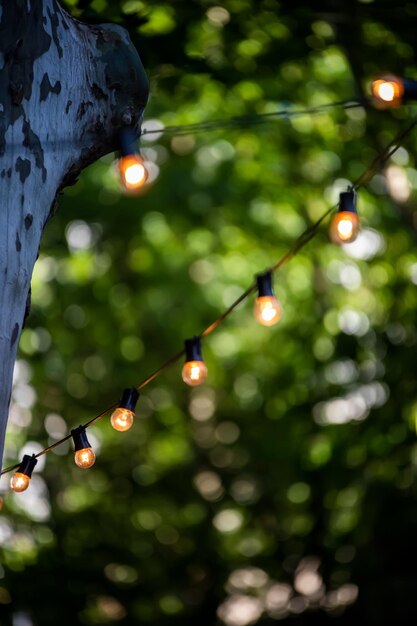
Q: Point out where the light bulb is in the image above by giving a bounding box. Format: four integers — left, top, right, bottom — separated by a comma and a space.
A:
330, 211, 360, 244
110, 388, 139, 432
375, 81, 395, 102
111, 407, 134, 432
254, 271, 282, 327
71, 426, 96, 469
372, 76, 404, 107
74, 447, 96, 469
10, 472, 30, 493
330, 190, 360, 245
182, 337, 208, 386
254, 295, 282, 327
182, 360, 208, 386
9, 454, 38, 493
118, 154, 148, 191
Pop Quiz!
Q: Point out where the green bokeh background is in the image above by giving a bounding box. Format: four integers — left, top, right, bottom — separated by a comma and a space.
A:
1, 1, 417, 624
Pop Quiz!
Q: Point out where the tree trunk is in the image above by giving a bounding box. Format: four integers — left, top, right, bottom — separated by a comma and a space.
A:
0, 0, 149, 466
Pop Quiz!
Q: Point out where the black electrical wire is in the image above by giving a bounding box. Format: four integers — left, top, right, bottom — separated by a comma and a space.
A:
141, 99, 366, 138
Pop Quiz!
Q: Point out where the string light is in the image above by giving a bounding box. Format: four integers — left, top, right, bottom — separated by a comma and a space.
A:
10, 455, 38, 493
182, 337, 208, 386
371, 75, 417, 108
111, 388, 140, 432
1, 111, 416, 497
330, 190, 360, 245
71, 427, 96, 469
254, 271, 282, 327
118, 128, 148, 192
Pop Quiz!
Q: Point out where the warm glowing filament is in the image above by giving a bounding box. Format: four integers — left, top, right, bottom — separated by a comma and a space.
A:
10, 472, 30, 493
337, 218, 353, 239
126, 163, 145, 185
74, 447, 96, 469
378, 82, 395, 101
254, 295, 282, 327
372, 78, 404, 107
330, 211, 360, 244
182, 360, 208, 386
111, 407, 135, 432
119, 155, 148, 191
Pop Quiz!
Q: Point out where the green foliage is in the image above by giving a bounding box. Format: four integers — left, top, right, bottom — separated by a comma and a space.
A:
2, 0, 417, 624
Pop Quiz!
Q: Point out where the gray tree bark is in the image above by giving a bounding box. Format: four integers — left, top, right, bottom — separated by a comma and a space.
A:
0, 0, 149, 466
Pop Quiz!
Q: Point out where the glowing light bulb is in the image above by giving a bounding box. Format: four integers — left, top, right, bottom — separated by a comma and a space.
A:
182, 360, 208, 386
371, 76, 404, 107
9, 454, 38, 493
119, 155, 148, 191
117, 128, 148, 192
376, 82, 395, 102
254, 295, 282, 326
74, 448, 96, 469
254, 271, 282, 327
10, 472, 30, 493
71, 426, 96, 469
110, 388, 139, 432
111, 408, 134, 432
182, 337, 208, 386
330, 190, 360, 245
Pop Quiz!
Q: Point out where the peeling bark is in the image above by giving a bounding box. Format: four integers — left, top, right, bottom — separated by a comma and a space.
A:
0, 0, 149, 465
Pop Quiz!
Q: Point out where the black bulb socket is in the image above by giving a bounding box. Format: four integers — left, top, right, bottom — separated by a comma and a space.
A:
71, 426, 92, 452
402, 78, 417, 100
256, 271, 274, 297
119, 128, 139, 157
338, 190, 357, 214
119, 388, 140, 413
185, 336, 203, 362
17, 454, 38, 478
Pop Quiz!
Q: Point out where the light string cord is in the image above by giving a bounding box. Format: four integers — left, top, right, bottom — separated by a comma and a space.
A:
0, 98, 364, 146
199, 114, 417, 338
141, 99, 366, 137
1, 100, 366, 149
1, 115, 416, 477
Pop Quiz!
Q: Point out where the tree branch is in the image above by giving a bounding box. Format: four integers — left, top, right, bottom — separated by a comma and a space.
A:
0, 0, 149, 466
